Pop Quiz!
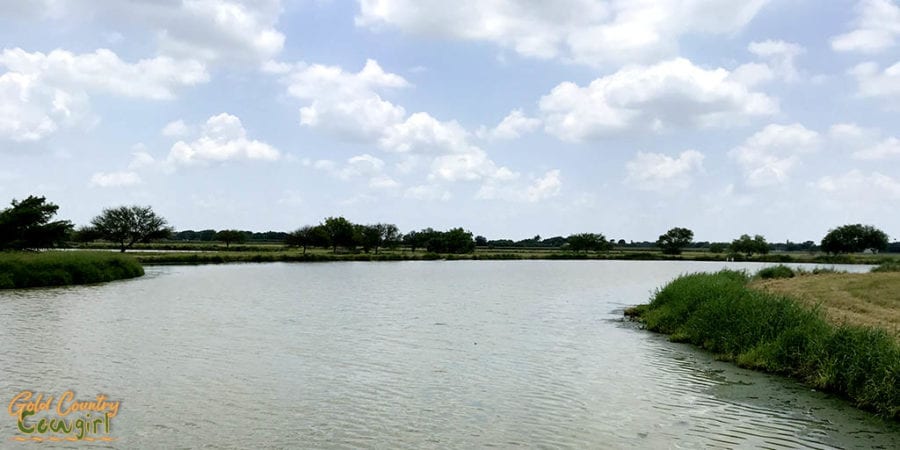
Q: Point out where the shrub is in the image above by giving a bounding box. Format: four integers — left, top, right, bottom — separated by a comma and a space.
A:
757, 265, 795, 279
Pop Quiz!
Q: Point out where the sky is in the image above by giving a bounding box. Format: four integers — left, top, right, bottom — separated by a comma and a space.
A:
1, 0, 899, 243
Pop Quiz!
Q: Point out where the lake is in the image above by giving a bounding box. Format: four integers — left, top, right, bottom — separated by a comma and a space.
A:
1, 260, 897, 448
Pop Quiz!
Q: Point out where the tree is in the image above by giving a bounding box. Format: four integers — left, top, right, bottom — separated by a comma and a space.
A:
321, 216, 356, 253
656, 227, 694, 255
215, 229, 246, 248
90, 205, 173, 252
566, 233, 610, 253
444, 228, 475, 253
730, 234, 769, 258
379, 223, 401, 251
821, 224, 889, 255
285, 225, 327, 254
708, 242, 727, 254
474, 235, 488, 247
403, 230, 422, 252
0, 195, 73, 250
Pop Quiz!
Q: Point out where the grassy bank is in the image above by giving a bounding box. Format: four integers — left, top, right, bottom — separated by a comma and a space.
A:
625, 270, 899, 420
0, 252, 144, 289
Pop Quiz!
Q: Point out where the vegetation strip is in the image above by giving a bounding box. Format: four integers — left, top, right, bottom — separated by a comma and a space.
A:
625, 269, 899, 420
0, 252, 144, 289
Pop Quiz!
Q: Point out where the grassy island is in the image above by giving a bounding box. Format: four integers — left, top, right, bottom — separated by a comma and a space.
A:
0, 252, 144, 289
625, 267, 900, 420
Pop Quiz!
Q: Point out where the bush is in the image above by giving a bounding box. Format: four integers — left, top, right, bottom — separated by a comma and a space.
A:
872, 261, 900, 273
757, 265, 795, 279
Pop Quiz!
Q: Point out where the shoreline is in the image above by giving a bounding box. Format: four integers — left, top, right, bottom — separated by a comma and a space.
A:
624, 269, 900, 420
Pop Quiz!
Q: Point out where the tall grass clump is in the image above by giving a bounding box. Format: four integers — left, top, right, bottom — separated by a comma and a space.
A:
756, 264, 795, 279
0, 252, 144, 289
872, 260, 900, 273
632, 270, 900, 419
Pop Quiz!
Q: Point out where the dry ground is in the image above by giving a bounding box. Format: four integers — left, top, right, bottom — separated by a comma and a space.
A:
752, 272, 900, 341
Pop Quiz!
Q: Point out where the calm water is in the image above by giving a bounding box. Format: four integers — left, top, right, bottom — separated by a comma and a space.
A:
1, 260, 897, 449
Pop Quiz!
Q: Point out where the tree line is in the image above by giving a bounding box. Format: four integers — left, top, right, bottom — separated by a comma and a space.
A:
0, 195, 896, 256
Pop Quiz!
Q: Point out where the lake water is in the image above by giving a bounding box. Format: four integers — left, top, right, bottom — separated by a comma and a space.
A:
1, 260, 898, 448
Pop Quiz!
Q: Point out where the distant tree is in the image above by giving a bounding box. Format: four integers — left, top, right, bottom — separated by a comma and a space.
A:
70, 225, 103, 244
90, 205, 173, 252
286, 225, 327, 254
542, 236, 568, 248
444, 228, 475, 253
708, 242, 727, 254
821, 224, 889, 255
215, 229, 246, 248
566, 233, 610, 253
656, 227, 694, 255
321, 216, 356, 253
198, 229, 217, 241
474, 235, 488, 247
379, 223, 401, 251
403, 230, 423, 252
730, 234, 769, 258
0, 195, 73, 250
357, 224, 382, 253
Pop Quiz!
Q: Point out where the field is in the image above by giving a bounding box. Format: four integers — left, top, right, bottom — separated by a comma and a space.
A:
752, 272, 900, 341
0, 252, 144, 289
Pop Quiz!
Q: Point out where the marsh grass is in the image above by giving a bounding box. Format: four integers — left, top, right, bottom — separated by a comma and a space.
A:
0, 252, 144, 289
633, 270, 900, 419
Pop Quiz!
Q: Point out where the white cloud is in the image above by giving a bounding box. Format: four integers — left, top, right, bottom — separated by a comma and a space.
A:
730, 123, 821, 187
128, 151, 156, 169
369, 175, 401, 189
814, 170, 900, 199
404, 184, 451, 201
11, 0, 285, 64
539, 58, 778, 141
381, 112, 473, 154
90, 171, 142, 187
477, 109, 541, 140
313, 153, 387, 180
854, 137, 900, 160
281, 59, 408, 141
625, 150, 705, 191
430, 148, 518, 182
831, 0, 900, 54
356, 0, 770, 66
849, 61, 900, 99
476, 169, 562, 202
747, 40, 805, 82
162, 120, 190, 137
0, 48, 207, 142
0, 48, 208, 100
166, 113, 280, 166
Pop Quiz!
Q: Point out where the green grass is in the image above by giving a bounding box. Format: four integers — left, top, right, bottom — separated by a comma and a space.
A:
872, 260, 900, 273
0, 252, 144, 289
629, 270, 900, 420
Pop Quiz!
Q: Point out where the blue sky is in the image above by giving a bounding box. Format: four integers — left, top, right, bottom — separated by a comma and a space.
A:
1, 0, 899, 242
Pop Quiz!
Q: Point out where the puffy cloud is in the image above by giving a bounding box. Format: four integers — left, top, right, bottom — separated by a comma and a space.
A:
0, 48, 208, 100
404, 184, 451, 201
730, 123, 821, 187
312, 154, 390, 183
477, 109, 541, 140
8, 0, 285, 64
854, 137, 900, 159
162, 120, 190, 137
539, 58, 778, 141
166, 113, 280, 166
430, 148, 518, 182
0, 48, 207, 142
356, 0, 770, 65
831, 0, 900, 53
90, 171, 142, 187
281, 59, 408, 140
849, 61, 900, 99
624, 150, 704, 191
813, 170, 900, 200
747, 40, 805, 82
476, 169, 562, 202
381, 112, 474, 154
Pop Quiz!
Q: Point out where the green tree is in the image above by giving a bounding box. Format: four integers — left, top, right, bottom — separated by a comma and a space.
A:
656, 227, 694, 255
821, 224, 889, 255
444, 228, 475, 253
474, 235, 488, 247
215, 229, 247, 248
708, 242, 727, 254
379, 223, 401, 251
321, 216, 356, 253
90, 205, 173, 252
285, 225, 327, 254
730, 234, 769, 258
566, 233, 610, 253
0, 195, 73, 250
403, 230, 423, 252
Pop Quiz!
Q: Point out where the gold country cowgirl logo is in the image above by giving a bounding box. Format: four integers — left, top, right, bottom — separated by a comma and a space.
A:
7, 390, 120, 443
